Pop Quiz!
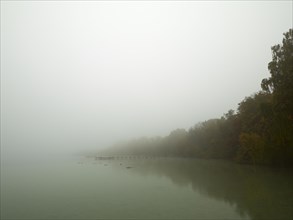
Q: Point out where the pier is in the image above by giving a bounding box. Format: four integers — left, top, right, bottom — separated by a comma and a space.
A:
94, 155, 159, 160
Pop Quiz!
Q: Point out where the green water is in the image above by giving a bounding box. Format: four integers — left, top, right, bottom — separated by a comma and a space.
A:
1, 158, 292, 219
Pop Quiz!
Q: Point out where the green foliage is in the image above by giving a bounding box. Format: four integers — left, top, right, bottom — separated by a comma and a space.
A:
261, 29, 293, 118
188, 114, 239, 159
260, 29, 293, 166
237, 92, 272, 134
100, 29, 293, 167
236, 133, 265, 164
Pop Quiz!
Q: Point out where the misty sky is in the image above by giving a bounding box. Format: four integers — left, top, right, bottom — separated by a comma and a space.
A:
1, 1, 292, 161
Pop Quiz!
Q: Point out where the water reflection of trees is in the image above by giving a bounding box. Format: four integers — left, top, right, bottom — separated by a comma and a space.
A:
129, 158, 293, 220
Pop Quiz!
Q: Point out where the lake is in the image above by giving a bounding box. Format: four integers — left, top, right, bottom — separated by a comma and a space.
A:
1, 157, 292, 219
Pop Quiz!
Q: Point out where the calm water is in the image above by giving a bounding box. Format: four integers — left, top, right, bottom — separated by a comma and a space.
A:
1, 157, 293, 220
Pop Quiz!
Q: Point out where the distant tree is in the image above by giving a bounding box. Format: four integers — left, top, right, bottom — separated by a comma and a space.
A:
166, 129, 188, 156
237, 92, 272, 134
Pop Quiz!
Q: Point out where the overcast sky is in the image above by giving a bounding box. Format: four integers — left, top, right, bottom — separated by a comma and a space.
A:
1, 1, 292, 161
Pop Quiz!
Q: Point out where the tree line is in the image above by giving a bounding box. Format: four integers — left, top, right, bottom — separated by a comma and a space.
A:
101, 29, 293, 167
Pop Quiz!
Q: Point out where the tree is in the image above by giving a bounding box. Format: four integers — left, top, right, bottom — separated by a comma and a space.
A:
236, 133, 265, 164
261, 29, 293, 118
237, 92, 272, 134
260, 29, 293, 166
98, 29, 293, 167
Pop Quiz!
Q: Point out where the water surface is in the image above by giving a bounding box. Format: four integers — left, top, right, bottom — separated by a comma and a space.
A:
1, 157, 292, 219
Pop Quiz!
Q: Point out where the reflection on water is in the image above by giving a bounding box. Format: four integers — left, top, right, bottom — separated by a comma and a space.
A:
1, 158, 292, 220
124, 158, 293, 220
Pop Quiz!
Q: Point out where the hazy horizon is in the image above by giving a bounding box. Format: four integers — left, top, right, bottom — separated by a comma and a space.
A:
1, 1, 292, 163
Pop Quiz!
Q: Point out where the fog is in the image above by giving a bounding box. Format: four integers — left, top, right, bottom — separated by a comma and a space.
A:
1, 1, 292, 163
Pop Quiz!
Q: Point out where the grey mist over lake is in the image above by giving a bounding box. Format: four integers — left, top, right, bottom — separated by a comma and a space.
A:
1, 1, 293, 220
